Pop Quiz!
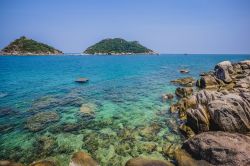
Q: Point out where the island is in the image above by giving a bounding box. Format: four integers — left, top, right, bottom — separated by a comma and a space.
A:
83, 38, 157, 55
0, 36, 63, 55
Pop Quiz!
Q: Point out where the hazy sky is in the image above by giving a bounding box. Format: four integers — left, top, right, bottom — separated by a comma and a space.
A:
0, 0, 250, 53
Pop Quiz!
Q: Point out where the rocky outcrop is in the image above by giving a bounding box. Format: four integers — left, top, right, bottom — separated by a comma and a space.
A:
171, 77, 195, 87
182, 131, 250, 166
170, 60, 250, 166
125, 158, 174, 166
175, 87, 193, 98
69, 151, 99, 166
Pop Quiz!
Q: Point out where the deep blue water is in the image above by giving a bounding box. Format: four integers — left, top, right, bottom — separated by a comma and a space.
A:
0, 54, 249, 165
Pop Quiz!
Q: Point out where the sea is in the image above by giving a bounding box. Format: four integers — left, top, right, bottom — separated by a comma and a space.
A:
0, 54, 249, 165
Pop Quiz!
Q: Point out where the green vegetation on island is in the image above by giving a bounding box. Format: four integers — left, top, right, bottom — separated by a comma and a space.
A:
84, 38, 156, 55
1, 36, 63, 55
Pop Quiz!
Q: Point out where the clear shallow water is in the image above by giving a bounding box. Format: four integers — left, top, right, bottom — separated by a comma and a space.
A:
0, 54, 249, 165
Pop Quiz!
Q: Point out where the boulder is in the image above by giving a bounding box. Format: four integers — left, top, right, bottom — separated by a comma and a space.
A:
186, 104, 210, 133
162, 93, 174, 101
174, 149, 212, 166
207, 93, 250, 133
214, 61, 233, 83
196, 75, 219, 89
125, 157, 174, 166
239, 60, 250, 70
183, 131, 250, 166
26, 112, 60, 132
171, 77, 195, 87
175, 87, 193, 98
69, 151, 99, 166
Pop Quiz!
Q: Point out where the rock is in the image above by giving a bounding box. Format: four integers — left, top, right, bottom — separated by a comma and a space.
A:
29, 160, 56, 166
171, 77, 195, 87
26, 112, 60, 132
34, 135, 57, 156
69, 151, 99, 166
186, 104, 210, 133
139, 123, 161, 139
174, 149, 212, 166
195, 90, 221, 105
239, 60, 250, 70
0, 107, 18, 117
0, 160, 23, 166
175, 87, 193, 98
196, 75, 219, 89
207, 93, 250, 133
183, 131, 250, 166
179, 124, 195, 138
125, 157, 174, 166
75, 78, 89, 83
214, 61, 233, 83
179, 69, 190, 74
162, 93, 174, 101
79, 103, 96, 117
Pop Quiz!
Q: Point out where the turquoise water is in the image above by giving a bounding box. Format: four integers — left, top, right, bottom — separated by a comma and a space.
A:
0, 54, 249, 165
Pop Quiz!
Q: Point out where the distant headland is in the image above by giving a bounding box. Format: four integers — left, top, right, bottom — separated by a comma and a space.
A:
0, 36, 63, 55
83, 38, 157, 55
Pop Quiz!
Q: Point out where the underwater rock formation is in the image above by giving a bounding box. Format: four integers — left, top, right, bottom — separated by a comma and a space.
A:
26, 111, 60, 132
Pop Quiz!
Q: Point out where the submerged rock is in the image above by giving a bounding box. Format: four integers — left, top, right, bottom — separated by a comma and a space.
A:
162, 93, 174, 101
75, 78, 89, 83
26, 111, 60, 132
183, 131, 250, 166
34, 134, 58, 156
179, 69, 190, 74
79, 103, 96, 117
125, 157, 174, 166
69, 151, 99, 166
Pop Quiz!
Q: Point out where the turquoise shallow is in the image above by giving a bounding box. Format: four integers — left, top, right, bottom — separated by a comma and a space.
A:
0, 54, 249, 165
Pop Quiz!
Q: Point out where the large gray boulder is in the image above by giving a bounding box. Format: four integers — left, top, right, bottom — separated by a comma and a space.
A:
214, 61, 233, 83
186, 104, 210, 133
207, 93, 250, 133
183, 131, 250, 166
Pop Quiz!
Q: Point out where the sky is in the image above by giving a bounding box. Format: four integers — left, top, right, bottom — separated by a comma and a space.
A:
0, 0, 250, 54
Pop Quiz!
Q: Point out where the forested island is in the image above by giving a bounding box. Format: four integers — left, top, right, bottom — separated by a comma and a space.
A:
1, 36, 63, 55
84, 38, 157, 55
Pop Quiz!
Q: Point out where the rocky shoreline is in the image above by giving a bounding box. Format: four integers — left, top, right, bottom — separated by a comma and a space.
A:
170, 60, 250, 166
1, 60, 249, 166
